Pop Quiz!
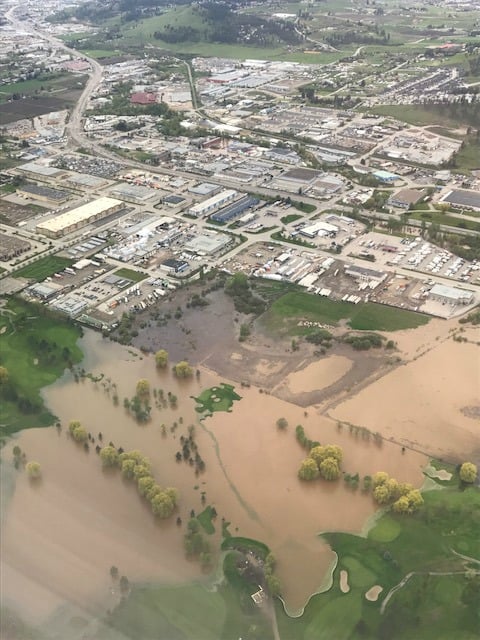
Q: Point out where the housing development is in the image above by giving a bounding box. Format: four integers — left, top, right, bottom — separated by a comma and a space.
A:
0, 0, 479, 638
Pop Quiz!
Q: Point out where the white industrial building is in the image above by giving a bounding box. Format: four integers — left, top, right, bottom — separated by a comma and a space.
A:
429, 284, 474, 306
301, 221, 339, 238
36, 197, 124, 238
188, 189, 237, 217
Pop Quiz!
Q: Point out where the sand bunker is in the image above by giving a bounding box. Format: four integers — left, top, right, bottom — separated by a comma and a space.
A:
365, 585, 383, 601
424, 466, 452, 481
340, 570, 350, 594
333, 340, 479, 460
286, 356, 353, 395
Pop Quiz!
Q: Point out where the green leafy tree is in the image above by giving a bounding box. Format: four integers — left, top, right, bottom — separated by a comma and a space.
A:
298, 457, 320, 481
266, 573, 281, 596
26, 461, 41, 479
137, 476, 155, 497
173, 361, 194, 378
460, 462, 478, 484
392, 495, 410, 514
310, 444, 342, 466
121, 458, 136, 479
100, 446, 119, 467
319, 457, 340, 481
151, 491, 175, 518
385, 478, 400, 500
372, 471, 389, 488
72, 426, 88, 443
155, 349, 169, 368
136, 378, 150, 396
373, 484, 391, 504
68, 420, 82, 435
133, 464, 151, 480
363, 475, 373, 492
164, 487, 178, 506
276, 417, 288, 430
406, 489, 423, 511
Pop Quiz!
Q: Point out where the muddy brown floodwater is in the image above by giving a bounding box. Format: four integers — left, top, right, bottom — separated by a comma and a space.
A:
1, 330, 428, 625
332, 338, 480, 461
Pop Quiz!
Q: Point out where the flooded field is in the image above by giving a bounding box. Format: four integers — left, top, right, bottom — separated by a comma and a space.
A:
332, 338, 480, 461
1, 330, 429, 625
281, 356, 353, 395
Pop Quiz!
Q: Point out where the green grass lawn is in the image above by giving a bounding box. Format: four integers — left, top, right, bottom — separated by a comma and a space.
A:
280, 213, 303, 225
14, 256, 74, 281
261, 291, 429, 335
453, 139, 480, 171
369, 104, 463, 128
113, 268, 148, 283
81, 49, 122, 59
0, 298, 83, 436
193, 384, 241, 416
411, 211, 480, 233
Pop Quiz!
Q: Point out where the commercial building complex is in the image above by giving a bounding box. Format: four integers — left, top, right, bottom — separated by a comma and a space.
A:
36, 197, 124, 238
188, 189, 237, 217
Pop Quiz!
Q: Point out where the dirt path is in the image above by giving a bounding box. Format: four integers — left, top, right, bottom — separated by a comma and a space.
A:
380, 570, 479, 614
265, 598, 281, 640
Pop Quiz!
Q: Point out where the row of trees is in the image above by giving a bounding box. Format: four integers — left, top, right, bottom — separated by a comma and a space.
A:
99, 446, 178, 519
68, 420, 88, 443
155, 350, 194, 379
371, 472, 424, 514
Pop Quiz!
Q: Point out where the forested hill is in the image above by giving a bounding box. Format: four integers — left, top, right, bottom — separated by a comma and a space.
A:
49, 0, 302, 48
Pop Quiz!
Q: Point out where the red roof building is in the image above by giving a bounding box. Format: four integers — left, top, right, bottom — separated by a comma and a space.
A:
130, 92, 157, 105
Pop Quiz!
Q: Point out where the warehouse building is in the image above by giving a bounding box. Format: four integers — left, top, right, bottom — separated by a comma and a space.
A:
440, 189, 480, 211
344, 264, 387, 283
388, 188, 427, 209
301, 220, 338, 238
36, 197, 124, 238
273, 168, 322, 192
429, 284, 474, 306
109, 183, 159, 204
188, 189, 237, 217
210, 195, 258, 223
17, 162, 66, 181
184, 230, 232, 255
17, 183, 71, 205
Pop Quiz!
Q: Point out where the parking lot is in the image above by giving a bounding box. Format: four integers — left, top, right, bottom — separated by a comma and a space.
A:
347, 231, 479, 284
